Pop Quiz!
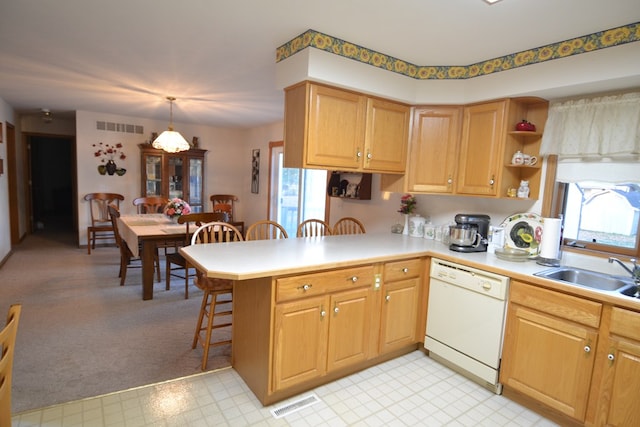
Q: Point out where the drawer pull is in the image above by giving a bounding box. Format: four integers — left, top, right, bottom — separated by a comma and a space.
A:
298, 284, 312, 291
350, 276, 358, 283
402, 268, 409, 273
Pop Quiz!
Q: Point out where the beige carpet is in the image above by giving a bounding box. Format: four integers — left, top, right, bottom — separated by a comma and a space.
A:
0, 229, 231, 414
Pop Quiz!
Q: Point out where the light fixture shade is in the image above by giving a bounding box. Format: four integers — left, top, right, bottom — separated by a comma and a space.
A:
152, 130, 190, 153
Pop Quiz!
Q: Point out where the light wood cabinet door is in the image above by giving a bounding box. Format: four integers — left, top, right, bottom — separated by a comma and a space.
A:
326, 287, 372, 372
306, 84, 366, 170
500, 304, 598, 422
273, 296, 328, 391
363, 98, 410, 173
595, 307, 640, 426
456, 100, 506, 196
407, 106, 461, 193
379, 277, 419, 354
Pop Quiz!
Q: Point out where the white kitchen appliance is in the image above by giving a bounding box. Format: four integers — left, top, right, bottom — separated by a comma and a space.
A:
425, 258, 509, 393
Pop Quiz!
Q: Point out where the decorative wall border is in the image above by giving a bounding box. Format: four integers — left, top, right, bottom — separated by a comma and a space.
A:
276, 22, 640, 80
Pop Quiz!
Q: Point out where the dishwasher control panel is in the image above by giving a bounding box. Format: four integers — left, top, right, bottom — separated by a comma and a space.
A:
430, 258, 509, 300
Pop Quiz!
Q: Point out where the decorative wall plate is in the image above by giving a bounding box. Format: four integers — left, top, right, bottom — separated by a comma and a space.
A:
500, 212, 544, 257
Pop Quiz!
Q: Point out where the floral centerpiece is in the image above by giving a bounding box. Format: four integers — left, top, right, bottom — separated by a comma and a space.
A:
398, 193, 416, 215
93, 142, 127, 175
398, 194, 416, 235
164, 198, 191, 222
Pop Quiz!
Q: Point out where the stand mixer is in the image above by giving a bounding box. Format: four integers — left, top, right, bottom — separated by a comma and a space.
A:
449, 214, 490, 253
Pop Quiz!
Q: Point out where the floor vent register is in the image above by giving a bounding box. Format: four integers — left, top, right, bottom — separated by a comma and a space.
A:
270, 394, 321, 419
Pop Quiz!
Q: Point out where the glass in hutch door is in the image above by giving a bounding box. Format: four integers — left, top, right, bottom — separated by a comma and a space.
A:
145, 155, 163, 196
189, 158, 203, 212
168, 156, 184, 200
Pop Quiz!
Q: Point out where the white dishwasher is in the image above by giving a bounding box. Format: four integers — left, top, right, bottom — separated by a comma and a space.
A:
425, 258, 509, 394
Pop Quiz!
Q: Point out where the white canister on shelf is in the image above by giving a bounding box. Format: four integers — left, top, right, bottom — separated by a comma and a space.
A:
423, 222, 435, 240
409, 215, 426, 238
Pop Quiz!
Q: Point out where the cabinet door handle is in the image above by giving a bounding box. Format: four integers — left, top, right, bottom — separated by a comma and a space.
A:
356, 148, 362, 159
607, 353, 615, 362
320, 308, 326, 318
584, 345, 591, 353
366, 150, 372, 160
334, 305, 339, 314
489, 175, 495, 186
385, 294, 391, 302
447, 176, 453, 185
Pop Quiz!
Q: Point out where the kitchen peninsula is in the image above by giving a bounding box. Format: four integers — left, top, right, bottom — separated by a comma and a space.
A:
180, 233, 640, 425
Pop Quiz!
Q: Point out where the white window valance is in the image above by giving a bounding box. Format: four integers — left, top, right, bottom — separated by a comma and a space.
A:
540, 92, 640, 158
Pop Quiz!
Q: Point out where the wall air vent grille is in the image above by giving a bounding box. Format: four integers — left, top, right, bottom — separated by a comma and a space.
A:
96, 121, 144, 134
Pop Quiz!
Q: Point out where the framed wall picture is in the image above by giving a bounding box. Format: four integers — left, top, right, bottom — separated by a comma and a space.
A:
251, 149, 260, 194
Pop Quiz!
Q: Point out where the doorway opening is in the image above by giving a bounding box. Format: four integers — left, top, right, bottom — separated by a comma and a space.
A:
27, 135, 75, 235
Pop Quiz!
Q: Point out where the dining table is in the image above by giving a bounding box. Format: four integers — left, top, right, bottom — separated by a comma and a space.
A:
117, 213, 188, 300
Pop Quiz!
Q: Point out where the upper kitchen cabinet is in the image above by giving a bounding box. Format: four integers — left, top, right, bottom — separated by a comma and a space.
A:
284, 81, 410, 174
139, 143, 207, 212
407, 106, 462, 193
456, 100, 507, 197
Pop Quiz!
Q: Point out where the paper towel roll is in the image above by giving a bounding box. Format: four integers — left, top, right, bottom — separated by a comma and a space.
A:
539, 218, 562, 259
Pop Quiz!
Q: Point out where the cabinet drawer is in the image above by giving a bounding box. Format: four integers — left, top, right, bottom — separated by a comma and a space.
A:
510, 280, 602, 328
276, 265, 374, 302
610, 307, 640, 341
384, 258, 423, 282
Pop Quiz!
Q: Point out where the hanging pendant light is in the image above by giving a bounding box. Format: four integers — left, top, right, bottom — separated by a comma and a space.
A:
152, 96, 190, 153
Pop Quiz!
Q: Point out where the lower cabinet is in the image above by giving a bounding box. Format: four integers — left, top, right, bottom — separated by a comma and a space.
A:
592, 307, 640, 426
379, 258, 422, 354
500, 280, 602, 422
273, 287, 372, 391
256, 259, 424, 403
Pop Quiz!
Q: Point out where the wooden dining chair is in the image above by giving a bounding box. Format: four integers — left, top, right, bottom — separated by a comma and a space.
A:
0, 304, 21, 427
133, 196, 169, 214
333, 217, 366, 235
209, 194, 238, 222
245, 220, 288, 241
108, 204, 160, 286
84, 192, 124, 254
165, 212, 229, 299
296, 219, 333, 237
191, 221, 243, 370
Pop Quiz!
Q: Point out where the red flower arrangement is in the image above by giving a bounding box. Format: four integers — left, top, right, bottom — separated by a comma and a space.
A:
398, 193, 417, 214
93, 142, 126, 163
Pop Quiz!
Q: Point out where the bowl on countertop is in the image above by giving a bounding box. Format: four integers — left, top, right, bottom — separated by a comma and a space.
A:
495, 247, 531, 262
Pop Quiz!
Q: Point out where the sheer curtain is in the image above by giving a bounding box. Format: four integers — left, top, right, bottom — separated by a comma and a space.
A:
540, 92, 640, 158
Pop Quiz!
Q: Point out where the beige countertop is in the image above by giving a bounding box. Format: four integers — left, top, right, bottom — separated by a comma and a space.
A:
180, 232, 640, 311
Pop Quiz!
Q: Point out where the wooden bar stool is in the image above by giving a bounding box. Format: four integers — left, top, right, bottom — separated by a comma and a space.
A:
190, 221, 244, 370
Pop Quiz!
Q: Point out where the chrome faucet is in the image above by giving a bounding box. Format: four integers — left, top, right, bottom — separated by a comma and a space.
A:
608, 257, 640, 285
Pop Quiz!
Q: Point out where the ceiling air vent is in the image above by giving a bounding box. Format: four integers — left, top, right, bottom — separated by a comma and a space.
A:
96, 121, 144, 134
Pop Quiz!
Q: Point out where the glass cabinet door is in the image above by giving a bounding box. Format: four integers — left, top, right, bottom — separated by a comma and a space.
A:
144, 155, 163, 196
168, 156, 184, 200
188, 158, 203, 212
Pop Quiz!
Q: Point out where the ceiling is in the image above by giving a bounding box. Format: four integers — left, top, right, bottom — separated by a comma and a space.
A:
1, 0, 639, 128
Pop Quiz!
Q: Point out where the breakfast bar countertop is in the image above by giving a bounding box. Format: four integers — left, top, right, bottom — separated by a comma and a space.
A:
180, 232, 640, 310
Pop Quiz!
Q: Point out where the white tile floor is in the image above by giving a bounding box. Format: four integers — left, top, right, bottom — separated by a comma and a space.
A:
12, 351, 558, 427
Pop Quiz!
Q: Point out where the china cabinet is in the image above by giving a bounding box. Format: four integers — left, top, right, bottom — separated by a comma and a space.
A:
138, 143, 207, 212
284, 81, 410, 174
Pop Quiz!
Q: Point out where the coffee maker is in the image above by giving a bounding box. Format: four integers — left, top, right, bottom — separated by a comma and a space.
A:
449, 214, 491, 253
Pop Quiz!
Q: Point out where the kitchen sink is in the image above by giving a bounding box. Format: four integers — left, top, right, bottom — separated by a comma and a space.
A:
619, 284, 640, 298
534, 266, 634, 292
